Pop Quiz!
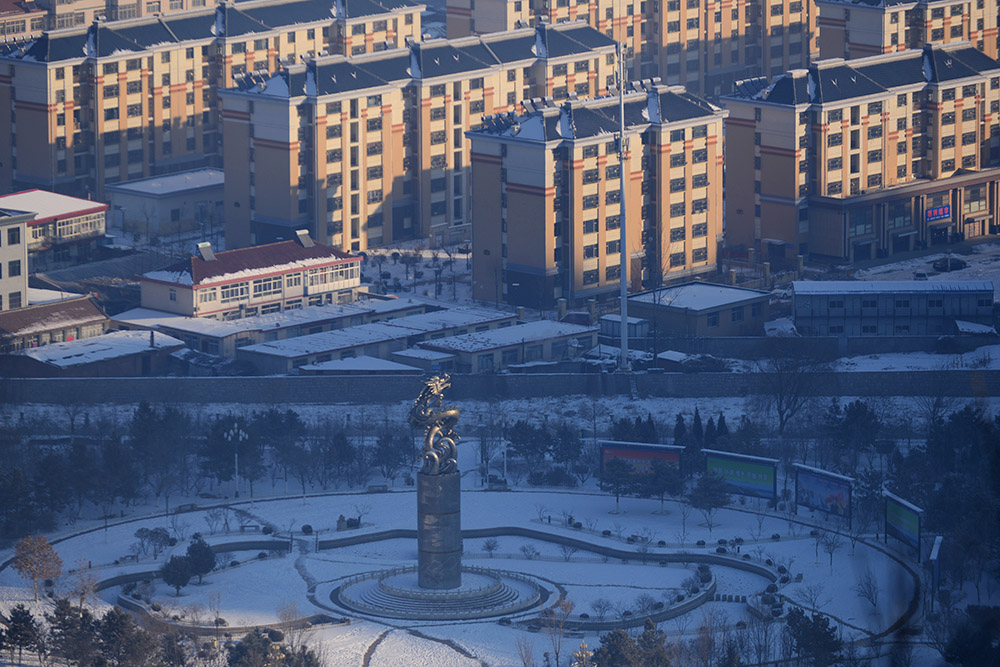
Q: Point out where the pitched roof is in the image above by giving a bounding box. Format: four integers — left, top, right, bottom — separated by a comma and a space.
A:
0, 296, 107, 339
144, 240, 357, 287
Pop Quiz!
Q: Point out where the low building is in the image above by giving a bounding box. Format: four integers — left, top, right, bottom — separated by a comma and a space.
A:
628, 282, 771, 337
105, 168, 225, 238
112, 297, 432, 357
792, 280, 996, 336
5, 330, 184, 377
0, 190, 107, 271
139, 231, 362, 318
299, 355, 423, 375
390, 347, 457, 373
0, 206, 31, 312
417, 320, 598, 372
235, 306, 515, 373
0, 294, 109, 353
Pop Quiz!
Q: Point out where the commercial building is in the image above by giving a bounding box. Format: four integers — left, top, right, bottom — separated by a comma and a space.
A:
0, 190, 107, 270
416, 319, 598, 372
815, 0, 999, 61
722, 44, 1000, 264
0, 0, 423, 200
468, 82, 726, 309
0, 294, 108, 351
139, 231, 362, 318
447, 0, 818, 100
628, 282, 771, 337
0, 206, 31, 312
105, 168, 224, 237
5, 329, 184, 376
219, 21, 617, 250
792, 280, 995, 336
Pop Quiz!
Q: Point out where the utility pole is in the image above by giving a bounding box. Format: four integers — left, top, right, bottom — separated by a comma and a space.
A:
617, 39, 630, 372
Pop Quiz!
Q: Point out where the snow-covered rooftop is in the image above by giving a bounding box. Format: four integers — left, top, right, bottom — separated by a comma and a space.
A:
112, 303, 372, 337
28, 287, 82, 306
599, 314, 647, 325
0, 189, 107, 225
792, 280, 995, 295
299, 355, 422, 373
955, 319, 997, 335
239, 321, 418, 358
630, 282, 770, 310
104, 168, 225, 197
16, 330, 183, 367
392, 347, 456, 360
372, 306, 514, 333
419, 321, 597, 353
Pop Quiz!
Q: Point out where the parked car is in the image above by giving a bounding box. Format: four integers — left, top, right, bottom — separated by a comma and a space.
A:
913, 271, 929, 281
933, 257, 967, 272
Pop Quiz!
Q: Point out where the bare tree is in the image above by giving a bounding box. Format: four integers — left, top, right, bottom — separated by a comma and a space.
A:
352, 503, 372, 526
792, 583, 830, 611
520, 544, 539, 560
12, 535, 62, 601
820, 532, 844, 574
277, 600, 305, 652
854, 567, 880, 611
482, 538, 500, 558
753, 345, 826, 434
204, 508, 224, 535
590, 598, 613, 621
515, 635, 535, 667
559, 544, 579, 562
69, 560, 99, 614
677, 503, 694, 546
544, 599, 574, 667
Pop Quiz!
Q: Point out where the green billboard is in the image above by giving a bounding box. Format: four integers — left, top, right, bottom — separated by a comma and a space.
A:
885, 491, 922, 555
704, 449, 777, 500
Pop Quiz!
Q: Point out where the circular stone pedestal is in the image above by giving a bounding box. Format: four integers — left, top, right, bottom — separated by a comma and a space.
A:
333, 566, 547, 621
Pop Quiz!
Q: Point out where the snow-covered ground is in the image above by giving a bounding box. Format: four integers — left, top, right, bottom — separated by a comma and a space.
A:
854, 240, 1000, 299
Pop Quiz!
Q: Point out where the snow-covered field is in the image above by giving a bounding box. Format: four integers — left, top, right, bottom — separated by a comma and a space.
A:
854, 240, 1000, 299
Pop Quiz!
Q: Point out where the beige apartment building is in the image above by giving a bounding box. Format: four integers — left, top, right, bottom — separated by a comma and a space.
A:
447, 0, 818, 99
816, 0, 999, 61
468, 82, 727, 309
722, 43, 1000, 264
219, 21, 617, 251
0, 0, 423, 200
0, 206, 31, 312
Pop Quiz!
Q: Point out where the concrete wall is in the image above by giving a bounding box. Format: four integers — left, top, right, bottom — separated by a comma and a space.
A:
2, 369, 998, 405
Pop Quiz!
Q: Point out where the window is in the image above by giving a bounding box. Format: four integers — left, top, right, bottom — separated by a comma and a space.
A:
583, 244, 599, 259
707, 313, 719, 328
366, 118, 382, 132
670, 202, 685, 217
670, 252, 685, 267
828, 133, 842, 147
731, 306, 744, 322
8, 260, 21, 277
606, 215, 620, 230
583, 219, 598, 234
582, 270, 599, 285
868, 126, 882, 139
582, 194, 599, 209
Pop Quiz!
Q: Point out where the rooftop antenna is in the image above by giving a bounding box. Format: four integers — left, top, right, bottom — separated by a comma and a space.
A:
616, 25, 629, 372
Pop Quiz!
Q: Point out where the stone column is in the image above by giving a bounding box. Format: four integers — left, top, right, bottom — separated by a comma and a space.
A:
417, 471, 462, 589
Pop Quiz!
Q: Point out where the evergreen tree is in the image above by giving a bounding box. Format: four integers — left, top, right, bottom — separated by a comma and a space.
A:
160, 632, 188, 666
784, 607, 843, 667
640, 459, 683, 512
599, 458, 636, 513
46, 598, 100, 666
704, 417, 717, 446
161, 555, 193, 595
716, 413, 729, 439
98, 607, 160, 666
186, 534, 216, 584
5, 603, 38, 665
591, 629, 642, 667
688, 474, 730, 535
636, 618, 670, 665
692, 408, 703, 445
673, 414, 686, 444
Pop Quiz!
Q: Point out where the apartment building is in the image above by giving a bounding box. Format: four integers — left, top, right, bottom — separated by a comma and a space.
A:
0, 189, 107, 270
139, 231, 362, 319
468, 82, 727, 309
0, 0, 423, 200
1, 0, 46, 39
448, 0, 817, 100
0, 206, 31, 312
219, 21, 617, 251
722, 44, 1000, 264
816, 0, 999, 61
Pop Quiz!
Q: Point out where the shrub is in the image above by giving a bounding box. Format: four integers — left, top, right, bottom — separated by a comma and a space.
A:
772, 608, 782, 617
765, 583, 778, 593
734, 537, 744, 545
736, 620, 747, 629
301, 524, 313, 535
777, 565, 787, 574
622, 610, 632, 617
716, 547, 727, 554
765, 559, 773, 566
267, 629, 285, 643
690, 586, 699, 594
573, 522, 582, 529
262, 526, 274, 535
230, 560, 239, 567
131, 592, 141, 600
779, 575, 790, 584
809, 529, 820, 537
346, 518, 360, 529
257, 552, 267, 560
168, 538, 178, 547
498, 618, 512, 626
696, 540, 706, 547
579, 613, 590, 619
545, 468, 577, 487
717, 539, 727, 546
658, 540, 666, 547
761, 593, 776, 606
698, 571, 712, 584
124, 582, 137, 594
44, 579, 54, 587
652, 601, 664, 610
527, 471, 547, 486
151, 603, 162, 612
602, 530, 612, 537
743, 554, 752, 560
626, 536, 636, 544
771, 533, 781, 541
676, 594, 685, 602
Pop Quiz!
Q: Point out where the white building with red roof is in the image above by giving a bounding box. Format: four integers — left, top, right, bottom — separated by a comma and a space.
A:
139, 230, 362, 319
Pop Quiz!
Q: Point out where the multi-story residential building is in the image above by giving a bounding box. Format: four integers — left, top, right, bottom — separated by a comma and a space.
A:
0, 189, 106, 270
0, 206, 31, 311
722, 44, 1000, 264
816, 0, 999, 61
220, 21, 617, 250
1, 0, 47, 39
0, 0, 423, 199
468, 82, 727, 309
448, 0, 817, 99
139, 231, 362, 319
792, 280, 995, 336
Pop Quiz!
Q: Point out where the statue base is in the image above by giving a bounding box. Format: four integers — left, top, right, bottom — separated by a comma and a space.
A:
417, 470, 462, 590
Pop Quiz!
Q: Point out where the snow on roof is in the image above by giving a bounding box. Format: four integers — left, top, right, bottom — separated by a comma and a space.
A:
373, 306, 514, 333
656, 350, 692, 363
599, 439, 684, 452
0, 189, 107, 226
792, 280, 994, 295
630, 282, 770, 311
703, 448, 779, 465
300, 355, 421, 373
419, 321, 597, 353
599, 314, 647, 325
764, 317, 799, 337
28, 287, 83, 305
0, 296, 106, 338
392, 347, 456, 360
142, 269, 194, 286
792, 463, 855, 483
360, 296, 428, 314
955, 320, 997, 335
584, 343, 651, 361
104, 168, 225, 197
113, 303, 371, 337
16, 330, 183, 368
239, 321, 419, 358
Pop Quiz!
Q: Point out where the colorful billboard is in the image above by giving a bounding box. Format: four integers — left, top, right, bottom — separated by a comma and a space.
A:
926, 205, 951, 222
885, 491, 923, 555
795, 465, 852, 519
704, 449, 777, 500
600, 441, 682, 474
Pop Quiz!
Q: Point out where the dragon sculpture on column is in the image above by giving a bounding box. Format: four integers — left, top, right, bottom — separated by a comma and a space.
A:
407, 375, 461, 475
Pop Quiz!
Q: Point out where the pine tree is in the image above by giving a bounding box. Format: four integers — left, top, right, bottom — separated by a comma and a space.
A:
692, 408, 704, 445
785, 607, 843, 667
5, 603, 38, 665
705, 417, 717, 446
673, 414, 686, 444
98, 607, 160, 666
46, 598, 100, 666
591, 629, 642, 667
160, 555, 193, 595
636, 618, 671, 664
186, 534, 216, 584
716, 413, 729, 439
160, 633, 188, 666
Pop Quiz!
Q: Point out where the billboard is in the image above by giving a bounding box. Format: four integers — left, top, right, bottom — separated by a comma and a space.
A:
600, 441, 682, 474
926, 205, 951, 222
794, 464, 853, 520
885, 491, 923, 556
704, 449, 777, 500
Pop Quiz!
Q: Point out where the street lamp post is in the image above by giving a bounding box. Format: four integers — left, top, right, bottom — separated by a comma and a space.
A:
225, 423, 248, 499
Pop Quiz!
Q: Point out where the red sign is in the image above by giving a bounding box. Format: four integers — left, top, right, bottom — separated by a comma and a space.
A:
601, 444, 680, 474
926, 205, 951, 222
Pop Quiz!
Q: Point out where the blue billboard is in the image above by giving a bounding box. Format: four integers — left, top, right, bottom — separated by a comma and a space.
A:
794, 464, 853, 521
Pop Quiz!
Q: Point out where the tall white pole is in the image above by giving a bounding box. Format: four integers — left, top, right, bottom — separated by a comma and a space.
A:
617, 40, 629, 372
